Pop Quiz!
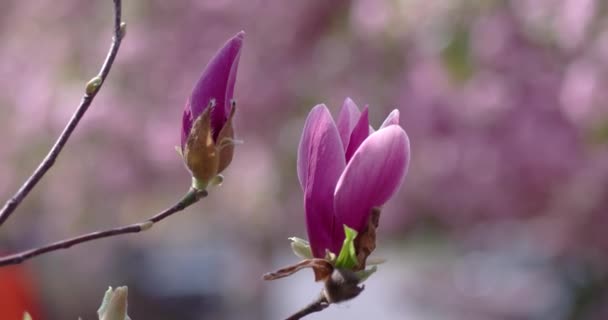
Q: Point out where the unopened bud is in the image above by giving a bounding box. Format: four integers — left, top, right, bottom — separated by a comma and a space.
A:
97, 286, 131, 320
85, 76, 103, 96
139, 221, 154, 231
119, 22, 127, 39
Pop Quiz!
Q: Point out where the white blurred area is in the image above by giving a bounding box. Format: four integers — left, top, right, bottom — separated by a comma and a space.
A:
266, 221, 578, 320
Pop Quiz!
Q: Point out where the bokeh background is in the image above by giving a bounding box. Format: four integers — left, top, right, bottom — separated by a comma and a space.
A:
1, 0, 608, 319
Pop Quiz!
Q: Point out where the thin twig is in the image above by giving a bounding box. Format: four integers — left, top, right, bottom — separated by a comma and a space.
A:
0, 0, 125, 227
285, 294, 330, 320
0, 188, 207, 267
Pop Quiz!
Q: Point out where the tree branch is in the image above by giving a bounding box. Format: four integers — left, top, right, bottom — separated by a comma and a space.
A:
0, 188, 207, 267
285, 294, 330, 320
0, 0, 125, 227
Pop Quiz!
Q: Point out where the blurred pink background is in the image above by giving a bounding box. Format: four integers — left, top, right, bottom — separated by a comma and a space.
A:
1, 0, 608, 319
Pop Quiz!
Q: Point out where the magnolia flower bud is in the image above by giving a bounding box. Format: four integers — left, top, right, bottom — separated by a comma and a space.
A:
97, 286, 131, 320
297, 98, 409, 257
180, 32, 244, 189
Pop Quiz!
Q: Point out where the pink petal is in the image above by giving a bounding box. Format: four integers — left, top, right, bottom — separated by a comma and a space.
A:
190, 31, 244, 140
334, 125, 410, 237
224, 33, 243, 115
336, 98, 361, 150
297, 105, 346, 257
380, 109, 400, 129
344, 106, 370, 162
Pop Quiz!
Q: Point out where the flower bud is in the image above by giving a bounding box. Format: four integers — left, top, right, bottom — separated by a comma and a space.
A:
180, 32, 244, 189
97, 286, 130, 320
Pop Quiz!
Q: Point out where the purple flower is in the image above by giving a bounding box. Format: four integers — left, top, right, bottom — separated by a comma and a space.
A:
181, 31, 244, 188
297, 98, 410, 258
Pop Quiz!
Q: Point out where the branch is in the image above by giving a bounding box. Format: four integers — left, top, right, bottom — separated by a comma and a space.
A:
0, 188, 207, 267
285, 294, 330, 320
0, 0, 125, 227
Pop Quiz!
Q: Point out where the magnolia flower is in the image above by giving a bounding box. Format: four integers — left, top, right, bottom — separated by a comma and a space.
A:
181, 31, 244, 189
297, 98, 410, 258
97, 286, 130, 320
263, 99, 410, 309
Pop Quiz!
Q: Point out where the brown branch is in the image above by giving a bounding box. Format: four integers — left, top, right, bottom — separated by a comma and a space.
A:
0, 0, 125, 227
0, 188, 207, 267
285, 294, 330, 320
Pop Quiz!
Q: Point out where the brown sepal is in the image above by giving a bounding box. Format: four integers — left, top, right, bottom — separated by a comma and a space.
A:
184, 108, 219, 183
216, 103, 236, 173
262, 258, 334, 282
353, 207, 381, 271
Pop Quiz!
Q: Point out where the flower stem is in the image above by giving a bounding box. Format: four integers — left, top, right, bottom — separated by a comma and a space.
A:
0, 0, 125, 228
285, 293, 329, 320
0, 188, 207, 267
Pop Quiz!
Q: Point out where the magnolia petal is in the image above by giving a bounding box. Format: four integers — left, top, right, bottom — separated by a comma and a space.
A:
225, 47, 242, 116
334, 125, 410, 237
98, 286, 130, 320
344, 106, 370, 162
379, 109, 400, 129
336, 97, 361, 150
190, 31, 244, 140
297, 104, 345, 189
297, 105, 346, 257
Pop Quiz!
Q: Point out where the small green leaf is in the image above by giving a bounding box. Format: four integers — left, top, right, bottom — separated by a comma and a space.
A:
289, 237, 313, 259
23, 312, 32, 320
354, 265, 378, 283
335, 225, 358, 269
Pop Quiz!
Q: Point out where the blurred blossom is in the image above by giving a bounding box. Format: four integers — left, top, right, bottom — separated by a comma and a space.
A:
350, 0, 391, 39
297, 99, 409, 257
560, 59, 598, 124
555, 0, 596, 50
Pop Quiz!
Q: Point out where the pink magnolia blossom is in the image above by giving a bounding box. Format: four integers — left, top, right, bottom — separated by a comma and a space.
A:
180, 31, 244, 186
297, 98, 410, 257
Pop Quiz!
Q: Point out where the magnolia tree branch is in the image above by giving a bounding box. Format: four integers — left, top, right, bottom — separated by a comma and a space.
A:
0, 188, 207, 267
0, 0, 125, 227
285, 294, 330, 320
